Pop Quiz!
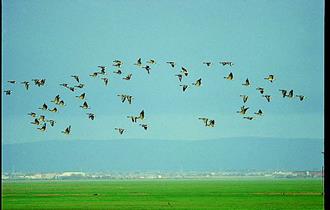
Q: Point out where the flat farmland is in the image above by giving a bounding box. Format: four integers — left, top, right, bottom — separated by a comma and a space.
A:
2, 178, 324, 209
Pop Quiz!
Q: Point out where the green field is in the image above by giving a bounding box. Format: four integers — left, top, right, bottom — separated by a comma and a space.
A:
2, 178, 324, 209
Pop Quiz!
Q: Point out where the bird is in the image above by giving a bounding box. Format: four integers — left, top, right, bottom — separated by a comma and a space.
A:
256, 87, 265, 94
220, 61, 234, 66
262, 95, 271, 102
207, 119, 215, 127
192, 78, 202, 87
76, 93, 86, 100
89, 72, 98, 77
113, 60, 123, 67
46, 120, 56, 127
21, 81, 29, 90
101, 78, 109, 86
97, 66, 107, 75
224, 72, 234, 80
175, 74, 183, 82
142, 65, 151, 74
67, 86, 75, 92
123, 74, 132, 80
38, 115, 46, 122
48, 107, 58, 113
279, 89, 288, 98
180, 84, 188, 92
87, 113, 95, 120
60, 83, 69, 88
198, 117, 209, 126
139, 124, 148, 130
240, 95, 249, 103
127, 115, 138, 123
74, 84, 85, 89
243, 116, 254, 120
134, 58, 142, 66
80, 101, 90, 109
237, 106, 249, 115
31, 118, 40, 125
126, 95, 133, 104
7, 80, 16, 84
295, 95, 305, 101
58, 100, 65, 106
113, 69, 122, 75
203, 62, 212, 66
117, 94, 127, 103
51, 95, 61, 104
286, 90, 294, 98
71, 75, 80, 83
242, 78, 250, 86
147, 59, 156, 64
3, 90, 12, 95
28, 112, 37, 117
181, 67, 189, 76
264, 75, 275, 83
62, 125, 71, 135
39, 103, 48, 110
254, 109, 263, 116
138, 110, 145, 120
37, 123, 47, 131
115, 128, 125, 135
166, 61, 175, 68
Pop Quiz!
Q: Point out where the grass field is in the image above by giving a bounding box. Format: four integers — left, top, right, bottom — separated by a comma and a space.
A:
2, 178, 324, 209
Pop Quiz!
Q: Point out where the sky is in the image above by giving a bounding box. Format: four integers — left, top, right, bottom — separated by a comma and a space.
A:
2, 0, 324, 144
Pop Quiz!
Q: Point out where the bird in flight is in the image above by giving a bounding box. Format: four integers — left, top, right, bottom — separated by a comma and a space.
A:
46, 119, 56, 127
243, 116, 254, 120
286, 90, 294, 98
117, 94, 127, 103
31, 118, 40, 125
113, 69, 122, 75
71, 75, 80, 83
198, 117, 209, 126
39, 103, 48, 110
207, 119, 215, 127
203, 62, 212, 67
126, 95, 133, 104
242, 78, 250, 86
262, 95, 271, 102
51, 95, 61, 104
28, 112, 37, 117
21, 81, 29, 90
113, 60, 123, 68
58, 100, 65, 106
115, 128, 125, 135
224, 72, 234, 80
166, 61, 176, 68
192, 78, 202, 87
134, 58, 142, 66
240, 95, 249, 103
60, 83, 68, 88
123, 74, 132, 80
87, 113, 95, 120
97, 66, 107, 75
138, 110, 145, 120
220, 61, 234, 66
256, 87, 265, 94
7, 80, 16, 84
279, 89, 288, 98
264, 75, 275, 83
147, 59, 156, 64
175, 74, 183, 82
48, 107, 58, 113
295, 95, 305, 101
139, 124, 148, 130
37, 123, 47, 132
254, 109, 263, 116
101, 78, 109, 86
3, 90, 12, 95
127, 115, 138, 123
181, 67, 189, 76
142, 65, 151, 74
237, 106, 249, 115
74, 84, 85, 89
38, 115, 46, 122
180, 84, 188, 92
62, 125, 71, 135
89, 72, 98, 77
80, 101, 90, 109
76, 93, 86, 100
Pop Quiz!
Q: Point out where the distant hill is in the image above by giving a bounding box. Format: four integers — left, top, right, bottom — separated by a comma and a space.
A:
2, 137, 324, 173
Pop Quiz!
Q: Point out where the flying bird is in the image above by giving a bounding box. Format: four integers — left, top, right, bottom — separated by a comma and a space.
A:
242, 78, 250, 86
264, 75, 275, 83
207, 119, 215, 127
134, 58, 142, 66
28, 112, 37, 117
139, 124, 148, 130
48, 107, 58, 113
180, 84, 188, 92
117, 94, 127, 103
243, 116, 254, 120
237, 106, 249, 115
240, 95, 249, 103
51, 95, 61, 104
147, 59, 156, 64
80, 101, 90, 109
31, 118, 40, 125
166, 61, 175, 68
38, 115, 46, 122
46, 120, 56, 127
21, 81, 29, 90
101, 78, 109, 86
138, 110, 145, 120
97, 66, 107, 75
74, 84, 85, 89
220, 61, 234, 66
254, 109, 263, 116
279, 89, 288, 98
262, 95, 271, 102
37, 123, 47, 131
113, 60, 123, 67
3, 90, 12, 95
127, 115, 138, 123
87, 113, 95, 120
142, 65, 151, 74
115, 128, 125, 135
175, 74, 183, 82
7, 80, 16, 84
71, 75, 80, 83
76, 93, 86, 100
62, 125, 71, 135
286, 90, 294, 98
224, 72, 234, 80
113, 69, 122, 75
39, 103, 48, 110
256, 87, 265, 94
123, 74, 132, 80
181, 67, 189, 76
126, 95, 133, 104
192, 78, 202, 87
295, 95, 305, 101
198, 117, 209, 126
89, 72, 98, 77
203, 62, 212, 66
60, 83, 69, 88
58, 100, 65, 106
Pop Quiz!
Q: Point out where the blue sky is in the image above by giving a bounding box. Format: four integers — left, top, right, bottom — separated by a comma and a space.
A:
2, 0, 324, 143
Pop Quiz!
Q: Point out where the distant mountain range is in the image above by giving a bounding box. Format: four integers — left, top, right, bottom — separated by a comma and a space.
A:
2, 137, 324, 173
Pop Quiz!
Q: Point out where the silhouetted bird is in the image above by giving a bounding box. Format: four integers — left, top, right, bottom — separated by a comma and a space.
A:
175, 74, 183, 82
224, 72, 234, 80
240, 95, 248, 103
295, 95, 305, 101
74, 84, 85, 89
123, 74, 132, 80
21, 81, 29, 90
254, 109, 263, 116
48, 107, 58, 113
71, 75, 80, 83
243, 116, 254, 120
134, 58, 142, 66
242, 78, 250, 86
101, 78, 109, 86
237, 106, 249, 115
62, 125, 71, 135
89, 72, 98, 77
256, 87, 265, 94
38, 115, 46, 122
286, 90, 294, 98
264, 75, 275, 83
87, 113, 95, 120
51, 95, 61, 104
39, 103, 48, 110
37, 123, 47, 131
220, 61, 233, 66
80, 101, 90, 109
113, 69, 122, 75
203, 62, 212, 66
31, 118, 40, 125
28, 112, 37, 117
166, 61, 175, 68
3, 90, 12, 95
127, 115, 138, 123
138, 110, 145, 120
147, 59, 156, 64
279, 89, 287, 98
46, 119, 56, 127
192, 78, 202, 87
97, 66, 107, 75
140, 124, 148, 130
76, 93, 86, 100
180, 84, 188, 92
198, 117, 209, 126
181, 67, 189, 76
142, 65, 151, 74
115, 128, 125, 135
7, 80, 16, 84
262, 95, 271, 102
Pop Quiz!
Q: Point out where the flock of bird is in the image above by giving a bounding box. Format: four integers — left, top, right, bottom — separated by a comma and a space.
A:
3, 58, 306, 136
